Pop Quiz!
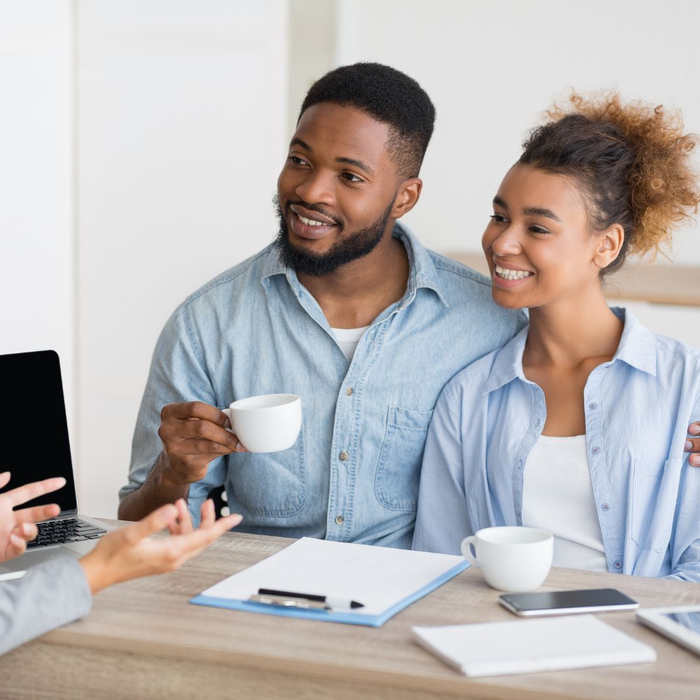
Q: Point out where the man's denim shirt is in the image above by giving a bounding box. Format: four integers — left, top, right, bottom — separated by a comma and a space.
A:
120, 223, 524, 548
413, 309, 700, 581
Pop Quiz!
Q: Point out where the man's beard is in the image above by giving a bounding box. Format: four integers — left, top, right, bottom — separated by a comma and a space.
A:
273, 195, 394, 277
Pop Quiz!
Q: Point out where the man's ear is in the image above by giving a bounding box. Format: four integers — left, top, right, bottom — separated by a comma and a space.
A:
593, 223, 625, 269
391, 178, 423, 219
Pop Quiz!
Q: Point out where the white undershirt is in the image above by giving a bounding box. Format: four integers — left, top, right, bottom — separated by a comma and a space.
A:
331, 326, 370, 362
522, 435, 608, 572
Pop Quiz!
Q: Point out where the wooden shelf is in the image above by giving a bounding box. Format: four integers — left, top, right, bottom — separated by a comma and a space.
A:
446, 252, 700, 307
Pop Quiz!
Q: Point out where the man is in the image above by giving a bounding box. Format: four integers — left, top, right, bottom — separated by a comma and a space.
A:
0, 471, 241, 655
118, 63, 700, 547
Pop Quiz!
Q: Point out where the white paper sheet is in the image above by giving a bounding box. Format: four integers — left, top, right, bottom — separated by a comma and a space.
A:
201, 537, 465, 616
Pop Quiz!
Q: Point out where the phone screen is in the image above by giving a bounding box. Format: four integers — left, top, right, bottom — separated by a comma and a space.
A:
500, 588, 638, 612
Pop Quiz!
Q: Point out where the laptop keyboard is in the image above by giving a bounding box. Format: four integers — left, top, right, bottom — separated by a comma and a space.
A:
26, 518, 107, 548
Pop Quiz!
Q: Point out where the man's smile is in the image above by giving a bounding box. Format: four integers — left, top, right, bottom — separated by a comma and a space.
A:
288, 203, 339, 240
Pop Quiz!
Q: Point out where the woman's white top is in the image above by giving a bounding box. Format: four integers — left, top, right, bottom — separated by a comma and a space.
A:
522, 434, 608, 572
331, 326, 370, 362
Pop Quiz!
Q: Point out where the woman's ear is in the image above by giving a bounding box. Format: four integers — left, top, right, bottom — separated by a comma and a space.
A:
593, 223, 625, 269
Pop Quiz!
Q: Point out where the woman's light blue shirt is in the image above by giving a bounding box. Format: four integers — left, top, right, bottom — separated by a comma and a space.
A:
413, 309, 700, 582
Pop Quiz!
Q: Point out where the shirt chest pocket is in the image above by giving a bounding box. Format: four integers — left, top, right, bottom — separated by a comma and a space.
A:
375, 405, 434, 512
630, 459, 682, 553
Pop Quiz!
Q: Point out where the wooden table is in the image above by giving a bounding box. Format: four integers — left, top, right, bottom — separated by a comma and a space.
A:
2, 527, 700, 700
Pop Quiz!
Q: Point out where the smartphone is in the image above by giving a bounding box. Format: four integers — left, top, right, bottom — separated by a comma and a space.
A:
499, 588, 639, 617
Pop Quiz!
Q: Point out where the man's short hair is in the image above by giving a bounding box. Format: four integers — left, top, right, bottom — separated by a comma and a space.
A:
299, 62, 436, 180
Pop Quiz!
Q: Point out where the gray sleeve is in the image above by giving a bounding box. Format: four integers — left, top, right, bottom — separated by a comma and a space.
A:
0, 556, 92, 655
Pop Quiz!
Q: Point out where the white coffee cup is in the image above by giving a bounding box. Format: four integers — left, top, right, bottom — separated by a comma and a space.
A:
222, 393, 302, 453
460, 526, 553, 592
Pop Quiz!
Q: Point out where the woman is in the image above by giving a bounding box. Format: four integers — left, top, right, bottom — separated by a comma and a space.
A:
413, 93, 700, 581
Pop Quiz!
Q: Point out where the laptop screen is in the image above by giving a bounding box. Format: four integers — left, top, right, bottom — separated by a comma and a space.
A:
0, 350, 78, 512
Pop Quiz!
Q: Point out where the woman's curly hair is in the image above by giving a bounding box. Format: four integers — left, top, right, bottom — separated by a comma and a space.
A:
520, 92, 700, 275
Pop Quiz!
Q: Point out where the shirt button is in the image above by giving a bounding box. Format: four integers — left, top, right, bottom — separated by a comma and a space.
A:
535, 419, 541, 427
614, 561, 622, 569
589, 402, 598, 410
602, 503, 611, 511
346, 387, 354, 396
335, 515, 344, 525
592, 446, 601, 454
339, 451, 349, 461
605, 364, 612, 369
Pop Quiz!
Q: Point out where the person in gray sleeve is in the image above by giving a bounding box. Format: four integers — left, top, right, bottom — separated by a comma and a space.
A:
0, 471, 241, 655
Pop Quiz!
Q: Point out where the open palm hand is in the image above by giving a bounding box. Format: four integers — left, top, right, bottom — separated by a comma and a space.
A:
79, 498, 242, 594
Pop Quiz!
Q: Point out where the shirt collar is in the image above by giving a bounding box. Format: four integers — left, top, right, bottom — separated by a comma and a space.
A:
483, 306, 658, 395
260, 220, 449, 307
261, 243, 288, 281
393, 220, 449, 308
483, 324, 530, 394
609, 307, 658, 377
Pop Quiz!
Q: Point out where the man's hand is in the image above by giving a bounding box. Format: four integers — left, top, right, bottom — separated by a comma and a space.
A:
686, 422, 700, 467
0, 472, 66, 563
158, 401, 247, 486
79, 498, 242, 595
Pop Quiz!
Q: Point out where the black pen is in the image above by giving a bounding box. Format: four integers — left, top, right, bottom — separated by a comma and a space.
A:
257, 588, 365, 610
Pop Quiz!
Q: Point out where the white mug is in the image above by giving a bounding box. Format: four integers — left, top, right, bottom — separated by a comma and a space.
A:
461, 526, 553, 592
222, 393, 301, 453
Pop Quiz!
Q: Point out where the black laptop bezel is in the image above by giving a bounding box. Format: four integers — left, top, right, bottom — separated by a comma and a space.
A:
0, 349, 79, 514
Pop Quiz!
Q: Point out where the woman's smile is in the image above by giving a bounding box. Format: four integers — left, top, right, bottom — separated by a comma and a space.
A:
492, 260, 535, 286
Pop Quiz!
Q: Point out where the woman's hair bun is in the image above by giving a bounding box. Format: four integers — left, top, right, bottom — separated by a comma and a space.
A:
521, 92, 700, 273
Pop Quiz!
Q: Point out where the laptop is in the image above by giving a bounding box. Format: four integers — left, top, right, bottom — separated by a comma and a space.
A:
0, 349, 114, 577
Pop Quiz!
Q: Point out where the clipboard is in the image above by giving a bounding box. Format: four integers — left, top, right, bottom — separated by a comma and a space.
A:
190, 537, 468, 627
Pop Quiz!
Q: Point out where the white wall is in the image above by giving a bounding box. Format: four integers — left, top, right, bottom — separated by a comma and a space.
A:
335, 0, 700, 264
0, 1, 76, 430
287, 0, 335, 137
3, 1, 700, 519
76, 0, 289, 516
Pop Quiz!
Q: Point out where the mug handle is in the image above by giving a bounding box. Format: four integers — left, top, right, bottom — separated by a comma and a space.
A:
460, 536, 480, 567
222, 407, 234, 433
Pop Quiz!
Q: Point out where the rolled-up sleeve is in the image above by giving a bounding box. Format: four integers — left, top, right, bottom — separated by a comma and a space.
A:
0, 557, 92, 655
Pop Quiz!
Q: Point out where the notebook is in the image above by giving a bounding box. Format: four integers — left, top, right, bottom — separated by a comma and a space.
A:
190, 537, 467, 627
413, 615, 657, 677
